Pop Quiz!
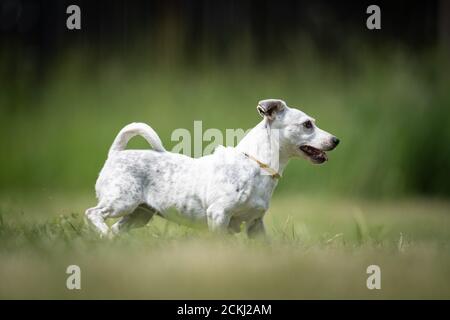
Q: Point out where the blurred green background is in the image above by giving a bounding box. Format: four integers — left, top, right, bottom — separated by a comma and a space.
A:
1, 1, 449, 199
1, 0, 450, 299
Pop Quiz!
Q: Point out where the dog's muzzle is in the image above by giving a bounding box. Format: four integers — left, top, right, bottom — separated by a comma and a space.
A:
300, 136, 339, 164
299, 145, 328, 164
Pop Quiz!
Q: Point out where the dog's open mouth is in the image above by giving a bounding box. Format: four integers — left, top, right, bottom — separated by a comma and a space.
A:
299, 145, 328, 164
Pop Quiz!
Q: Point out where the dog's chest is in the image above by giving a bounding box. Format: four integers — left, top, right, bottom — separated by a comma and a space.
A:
208, 147, 276, 206
241, 173, 276, 215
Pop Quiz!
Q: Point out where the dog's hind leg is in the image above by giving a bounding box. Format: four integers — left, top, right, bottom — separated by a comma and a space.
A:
85, 206, 112, 237
85, 199, 140, 237
111, 205, 155, 234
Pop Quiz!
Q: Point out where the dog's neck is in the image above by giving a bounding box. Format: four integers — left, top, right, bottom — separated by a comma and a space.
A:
236, 119, 290, 176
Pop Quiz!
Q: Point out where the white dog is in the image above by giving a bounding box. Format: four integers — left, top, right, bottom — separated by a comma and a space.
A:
86, 99, 339, 238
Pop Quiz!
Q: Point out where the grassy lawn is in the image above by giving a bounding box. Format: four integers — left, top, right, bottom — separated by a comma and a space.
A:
1, 192, 449, 299
1, 3, 449, 301
1, 45, 449, 300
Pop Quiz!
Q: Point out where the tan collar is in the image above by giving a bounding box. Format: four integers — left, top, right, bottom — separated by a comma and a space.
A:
243, 153, 281, 179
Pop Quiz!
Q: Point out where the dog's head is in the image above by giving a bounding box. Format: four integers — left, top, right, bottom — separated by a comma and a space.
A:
257, 99, 339, 164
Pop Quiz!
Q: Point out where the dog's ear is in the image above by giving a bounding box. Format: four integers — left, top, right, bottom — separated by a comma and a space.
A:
257, 99, 286, 120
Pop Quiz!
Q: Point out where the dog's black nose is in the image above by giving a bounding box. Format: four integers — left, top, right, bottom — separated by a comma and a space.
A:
332, 137, 340, 146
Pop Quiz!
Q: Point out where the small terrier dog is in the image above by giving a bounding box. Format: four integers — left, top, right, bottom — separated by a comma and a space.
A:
86, 99, 339, 237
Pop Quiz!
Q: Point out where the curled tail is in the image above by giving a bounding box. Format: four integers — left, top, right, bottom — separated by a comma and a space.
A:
108, 122, 166, 157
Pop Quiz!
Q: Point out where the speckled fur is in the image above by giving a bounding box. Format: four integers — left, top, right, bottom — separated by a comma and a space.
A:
86, 99, 338, 237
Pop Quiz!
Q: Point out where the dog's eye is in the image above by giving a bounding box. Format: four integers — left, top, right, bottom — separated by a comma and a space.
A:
303, 120, 313, 129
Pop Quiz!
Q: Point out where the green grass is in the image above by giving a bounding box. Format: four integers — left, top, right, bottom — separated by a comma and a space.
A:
1, 193, 449, 299
1, 40, 449, 299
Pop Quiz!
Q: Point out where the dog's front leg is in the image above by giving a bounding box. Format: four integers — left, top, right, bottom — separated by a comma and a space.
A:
246, 217, 267, 239
206, 204, 232, 233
